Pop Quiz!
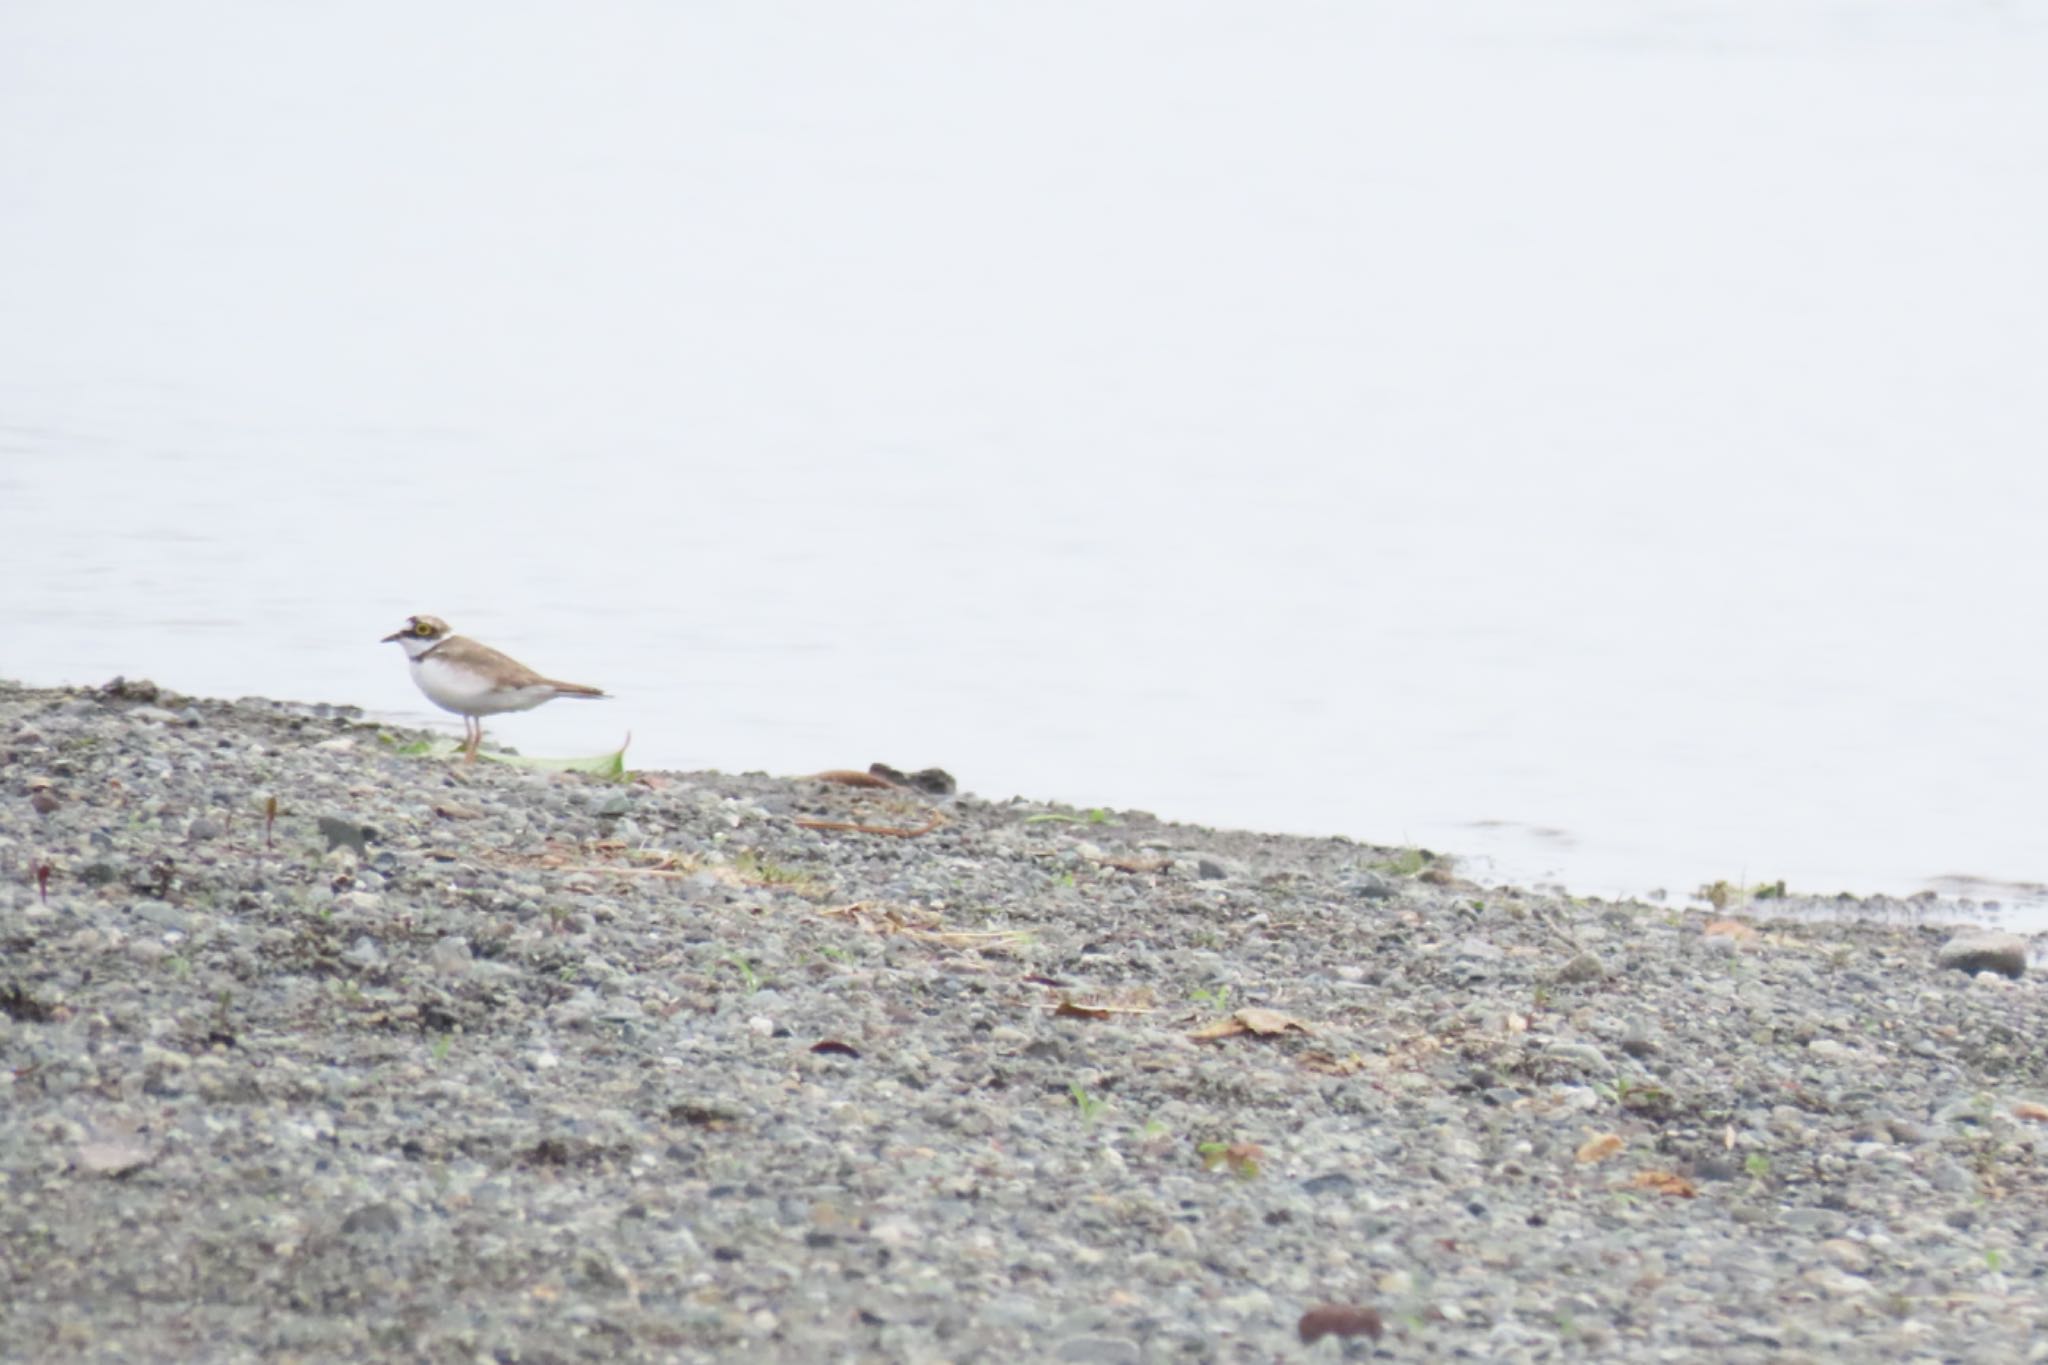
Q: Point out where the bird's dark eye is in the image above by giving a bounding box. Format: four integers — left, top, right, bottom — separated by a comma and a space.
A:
414, 621, 434, 637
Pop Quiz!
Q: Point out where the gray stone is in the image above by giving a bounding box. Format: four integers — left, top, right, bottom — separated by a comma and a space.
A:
127, 901, 189, 932
338, 1202, 404, 1236
1542, 1042, 1609, 1072
1936, 931, 2028, 979
1780, 1207, 1847, 1235
1927, 1159, 1977, 1195
1820, 1238, 1872, 1274
1553, 952, 1607, 984
1345, 871, 1395, 900
1056, 1336, 1142, 1365
317, 815, 376, 856
1883, 1117, 1935, 1144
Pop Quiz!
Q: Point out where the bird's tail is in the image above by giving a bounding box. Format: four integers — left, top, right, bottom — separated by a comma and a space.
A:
548, 681, 608, 699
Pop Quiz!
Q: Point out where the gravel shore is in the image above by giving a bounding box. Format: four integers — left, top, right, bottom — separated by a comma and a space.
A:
5, 679, 2048, 1363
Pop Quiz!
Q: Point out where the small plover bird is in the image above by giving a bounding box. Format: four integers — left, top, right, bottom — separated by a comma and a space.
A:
381, 614, 607, 762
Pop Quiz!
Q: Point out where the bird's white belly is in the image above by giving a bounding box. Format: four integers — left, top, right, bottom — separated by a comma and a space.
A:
410, 656, 554, 717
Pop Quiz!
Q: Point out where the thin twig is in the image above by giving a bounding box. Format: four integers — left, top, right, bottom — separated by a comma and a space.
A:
794, 814, 946, 838
549, 864, 703, 880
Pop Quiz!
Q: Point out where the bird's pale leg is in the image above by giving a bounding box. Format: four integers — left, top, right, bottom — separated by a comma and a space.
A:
463, 717, 480, 764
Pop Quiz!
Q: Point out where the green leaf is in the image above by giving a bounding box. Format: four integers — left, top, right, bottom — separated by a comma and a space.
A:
485, 746, 630, 779
397, 735, 632, 780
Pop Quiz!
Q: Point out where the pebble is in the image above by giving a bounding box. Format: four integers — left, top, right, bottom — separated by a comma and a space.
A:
1056, 1336, 1142, 1365
1345, 871, 1395, 899
427, 936, 473, 972
1542, 1042, 1609, 1072
1821, 1239, 1873, 1273
1554, 952, 1607, 984
1937, 932, 2029, 980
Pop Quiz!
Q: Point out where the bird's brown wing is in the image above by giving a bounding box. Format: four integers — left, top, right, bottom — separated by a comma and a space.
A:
434, 636, 553, 689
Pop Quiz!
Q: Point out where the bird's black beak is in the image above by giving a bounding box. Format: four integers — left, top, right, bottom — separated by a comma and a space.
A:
380, 630, 406, 643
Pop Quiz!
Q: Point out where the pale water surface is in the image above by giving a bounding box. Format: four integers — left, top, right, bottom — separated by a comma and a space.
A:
3, 2, 2046, 916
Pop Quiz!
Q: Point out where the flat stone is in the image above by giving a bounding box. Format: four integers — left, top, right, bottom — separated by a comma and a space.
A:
317, 816, 376, 856
338, 1202, 404, 1236
1345, 872, 1395, 900
1056, 1335, 1141, 1365
1543, 1042, 1609, 1072
1820, 1238, 1872, 1273
1553, 952, 1607, 984
1936, 932, 2028, 979
428, 936, 473, 973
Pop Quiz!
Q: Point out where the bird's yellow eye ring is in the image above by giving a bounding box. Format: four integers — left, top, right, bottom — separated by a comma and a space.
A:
414, 621, 434, 637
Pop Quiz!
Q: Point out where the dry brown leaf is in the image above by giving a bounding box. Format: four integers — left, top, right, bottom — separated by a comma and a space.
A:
2014, 1101, 2048, 1122
1189, 1007, 1316, 1042
810, 769, 898, 788
905, 928, 1030, 953
1632, 1169, 1698, 1198
1091, 854, 1170, 874
1575, 1132, 1626, 1164
1702, 919, 1757, 940
1298, 1304, 1384, 1344
1236, 1007, 1314, 1036
1050, 986, 1155, 1019
1297, 1050, 1367, 1076
793, 813, 946, 838
1199, 1140, 1266, 1175
821, 902, 941, 933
